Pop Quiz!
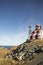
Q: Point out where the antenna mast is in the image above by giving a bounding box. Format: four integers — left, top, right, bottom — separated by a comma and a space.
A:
28, 26, 32, 39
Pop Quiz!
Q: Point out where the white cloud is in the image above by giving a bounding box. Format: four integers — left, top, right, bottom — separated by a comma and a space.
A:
0, 32, 27, 46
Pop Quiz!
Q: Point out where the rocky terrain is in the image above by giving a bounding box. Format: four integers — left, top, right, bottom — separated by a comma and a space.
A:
0, 39, 43, 65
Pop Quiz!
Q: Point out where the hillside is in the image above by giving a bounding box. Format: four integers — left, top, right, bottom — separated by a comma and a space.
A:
0, 47, 10, 58
0, 39, 43, 65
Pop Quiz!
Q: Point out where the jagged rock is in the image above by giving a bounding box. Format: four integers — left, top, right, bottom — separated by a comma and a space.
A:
37, 61, 43, 65
5, 40, 43, 62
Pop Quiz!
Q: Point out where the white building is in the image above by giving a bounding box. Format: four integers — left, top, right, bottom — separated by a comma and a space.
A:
38, 30, 43, 38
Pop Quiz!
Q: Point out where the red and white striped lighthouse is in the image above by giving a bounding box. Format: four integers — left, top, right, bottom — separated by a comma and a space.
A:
29, 24, 43, 40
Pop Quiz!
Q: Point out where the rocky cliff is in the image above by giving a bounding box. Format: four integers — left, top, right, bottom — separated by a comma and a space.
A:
0, 39, 43, 65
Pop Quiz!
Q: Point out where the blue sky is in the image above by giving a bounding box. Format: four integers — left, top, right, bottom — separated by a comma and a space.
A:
0, 0, 43, 46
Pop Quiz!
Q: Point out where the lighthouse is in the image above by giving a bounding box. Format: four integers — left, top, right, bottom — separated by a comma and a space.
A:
30, 24, 43, 40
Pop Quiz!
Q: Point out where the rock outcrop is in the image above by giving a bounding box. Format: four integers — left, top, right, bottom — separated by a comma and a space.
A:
5, 40, 43, 62
0, 39, 43, 65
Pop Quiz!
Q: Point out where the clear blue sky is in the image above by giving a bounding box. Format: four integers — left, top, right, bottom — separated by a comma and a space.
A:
0, 0, 43, 46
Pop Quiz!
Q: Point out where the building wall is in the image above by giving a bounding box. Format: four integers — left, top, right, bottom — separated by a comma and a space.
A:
40, 30, 43, 38
30, 30, 43, 39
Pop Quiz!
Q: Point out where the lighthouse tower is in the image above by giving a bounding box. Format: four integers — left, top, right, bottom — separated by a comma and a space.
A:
30, 24, 43, 40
